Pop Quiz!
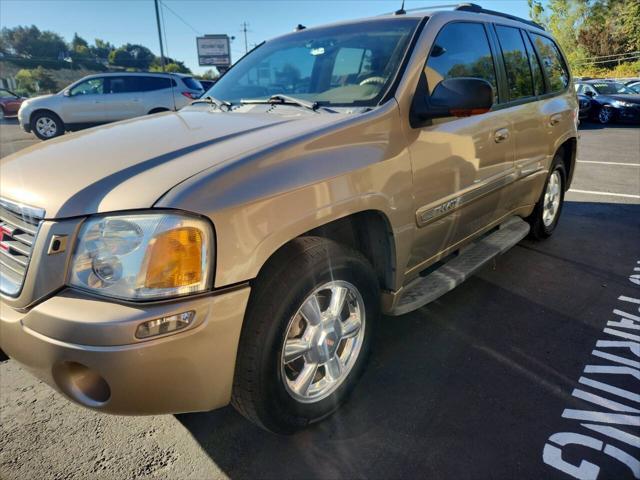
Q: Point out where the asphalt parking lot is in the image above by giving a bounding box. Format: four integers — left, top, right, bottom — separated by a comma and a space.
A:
0, 119, 639, 479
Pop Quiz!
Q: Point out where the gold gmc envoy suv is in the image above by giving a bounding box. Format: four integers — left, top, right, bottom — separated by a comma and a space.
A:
0, 4, 577, 433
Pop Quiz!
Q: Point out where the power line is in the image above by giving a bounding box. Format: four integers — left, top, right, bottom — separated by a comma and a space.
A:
161, 0, 202, 36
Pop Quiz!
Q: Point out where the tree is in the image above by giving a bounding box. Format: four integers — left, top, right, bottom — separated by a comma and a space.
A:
149, 56, 191, 73
90, 38, 114, 61
200, 69, 219, 80
528, 0, 640, 71
108, 43, 155, 69
69, 32, 90, 60
0, 25, 66, 59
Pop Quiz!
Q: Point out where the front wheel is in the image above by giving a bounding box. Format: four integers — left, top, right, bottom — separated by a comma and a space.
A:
232, 236, 379, 433
526, 154, 566, 240
597, 106, 614, 124
32, 111, 64, 140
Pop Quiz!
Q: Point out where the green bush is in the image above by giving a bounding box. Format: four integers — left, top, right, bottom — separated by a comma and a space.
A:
15, 66, 58, 94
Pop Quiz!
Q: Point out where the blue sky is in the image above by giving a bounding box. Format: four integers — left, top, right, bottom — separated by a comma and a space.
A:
1, 0, 533, 74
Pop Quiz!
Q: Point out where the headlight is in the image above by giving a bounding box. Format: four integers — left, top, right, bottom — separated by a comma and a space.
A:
68, 212, 213, 300
611, 100, 634, 108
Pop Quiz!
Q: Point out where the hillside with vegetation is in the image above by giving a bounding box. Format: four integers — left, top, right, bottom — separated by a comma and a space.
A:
0, 26, 193, 96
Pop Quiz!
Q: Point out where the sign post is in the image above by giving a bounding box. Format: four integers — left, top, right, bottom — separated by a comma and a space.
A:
197, 35, 231, 68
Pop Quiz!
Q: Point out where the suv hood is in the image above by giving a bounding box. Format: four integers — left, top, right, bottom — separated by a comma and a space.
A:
1, 108, 344, 218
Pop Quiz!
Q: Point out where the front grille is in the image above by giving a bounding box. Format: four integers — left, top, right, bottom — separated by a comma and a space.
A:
0, 198, 45, 296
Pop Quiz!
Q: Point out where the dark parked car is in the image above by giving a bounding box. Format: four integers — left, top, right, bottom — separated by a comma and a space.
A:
577, 93, 592, 120
626, 80, 640, 94
0, 88, 25, 118
197, 79, 216, 92
575, 80, 640, 124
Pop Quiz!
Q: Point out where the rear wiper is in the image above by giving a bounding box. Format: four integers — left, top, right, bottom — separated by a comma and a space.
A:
191, 95, 232, 111
241, 94, 330, 112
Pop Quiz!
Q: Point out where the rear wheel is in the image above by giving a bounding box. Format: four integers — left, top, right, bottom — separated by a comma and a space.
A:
232, 236, 379, 433
526, 154, 566, 240
32, 111, 64, 140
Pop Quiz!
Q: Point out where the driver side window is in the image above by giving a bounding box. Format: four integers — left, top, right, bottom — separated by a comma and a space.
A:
425, 22, 498, 101
70, 78, 104, 96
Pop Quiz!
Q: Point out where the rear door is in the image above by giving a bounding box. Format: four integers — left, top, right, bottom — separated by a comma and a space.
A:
491, 24, 548, 206
101, 76, 147, 121
407, 21, 516, 273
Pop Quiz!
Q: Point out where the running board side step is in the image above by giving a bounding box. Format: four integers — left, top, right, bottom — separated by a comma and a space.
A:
389, 217, 530, 316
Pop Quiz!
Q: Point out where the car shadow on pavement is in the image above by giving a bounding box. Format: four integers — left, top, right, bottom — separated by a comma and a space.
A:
578, 121, 639, 130
176, 201, 640, 480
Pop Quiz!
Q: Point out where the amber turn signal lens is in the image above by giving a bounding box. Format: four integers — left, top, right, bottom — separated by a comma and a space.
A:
143, 227, 203, 289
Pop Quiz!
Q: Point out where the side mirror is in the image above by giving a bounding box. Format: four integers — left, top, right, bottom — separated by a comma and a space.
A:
63, 89, 71, 97
584, 90, 595, 97
411, 77, 493, 125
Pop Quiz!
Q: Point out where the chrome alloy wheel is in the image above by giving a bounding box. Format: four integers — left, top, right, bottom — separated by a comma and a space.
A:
543, 170, 562, 227
35, 116, 58, 138
281, 280, 366, 403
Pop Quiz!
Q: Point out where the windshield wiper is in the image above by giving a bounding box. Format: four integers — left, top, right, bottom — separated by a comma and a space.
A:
191, 95, 232, 110
241, 94, 329, 112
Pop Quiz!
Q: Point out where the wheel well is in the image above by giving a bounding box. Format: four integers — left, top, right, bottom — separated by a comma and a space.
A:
31, 108, 62, 124
148, 107, 170, 114
301, 211, 396, 291
557, 137, 577, 190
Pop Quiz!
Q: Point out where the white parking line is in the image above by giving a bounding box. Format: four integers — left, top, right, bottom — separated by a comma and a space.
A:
569, 189, 640, 199
577, 161, 640, 167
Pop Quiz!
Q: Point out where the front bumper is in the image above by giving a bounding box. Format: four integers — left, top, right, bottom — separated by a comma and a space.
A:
0, 286, 250, 415
615, 105, 640, 123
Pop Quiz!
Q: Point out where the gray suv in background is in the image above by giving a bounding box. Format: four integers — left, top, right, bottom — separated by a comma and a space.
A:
18, 72, 204, 139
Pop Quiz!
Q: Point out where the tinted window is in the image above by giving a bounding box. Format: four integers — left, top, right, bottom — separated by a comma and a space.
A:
107, 76, 139, 93
70, 78, 104, 96
139, 76, 173, 91
523, 33, 545, 95
495, 26, 533, 100
425, 22, 497, 100
531, 34, 569, 92
181, 77, 203, 90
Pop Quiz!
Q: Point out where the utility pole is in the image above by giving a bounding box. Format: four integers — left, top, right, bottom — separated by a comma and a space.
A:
154, 0, 166, 71
241, 22, 249, 54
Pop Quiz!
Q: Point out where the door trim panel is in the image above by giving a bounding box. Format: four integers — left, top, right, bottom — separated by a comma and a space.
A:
415, 158, 544, 227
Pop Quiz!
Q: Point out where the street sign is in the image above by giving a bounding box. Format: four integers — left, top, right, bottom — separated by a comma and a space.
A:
197, 35, 231, 67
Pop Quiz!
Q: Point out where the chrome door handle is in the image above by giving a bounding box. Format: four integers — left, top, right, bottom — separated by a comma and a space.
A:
494, 128, 510, 143
549, 113, 562, 126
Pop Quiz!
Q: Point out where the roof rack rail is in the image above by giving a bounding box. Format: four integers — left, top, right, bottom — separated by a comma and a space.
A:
455, 3, 545, 30
385, 2, 545, 30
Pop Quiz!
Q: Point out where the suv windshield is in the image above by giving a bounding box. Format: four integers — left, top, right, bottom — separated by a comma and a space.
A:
592, 82, 634, 95
204, 18, 420, 107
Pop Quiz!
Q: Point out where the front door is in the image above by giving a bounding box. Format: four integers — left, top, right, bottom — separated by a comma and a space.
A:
62, 77, 107, 124
406, 21, 515, 274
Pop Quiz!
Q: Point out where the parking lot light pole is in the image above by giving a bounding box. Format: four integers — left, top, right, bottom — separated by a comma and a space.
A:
154, 0, 166, 72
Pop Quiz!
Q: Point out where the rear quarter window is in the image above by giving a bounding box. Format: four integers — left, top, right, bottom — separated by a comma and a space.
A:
530, 34, 569, 92
181, 77, 203, 90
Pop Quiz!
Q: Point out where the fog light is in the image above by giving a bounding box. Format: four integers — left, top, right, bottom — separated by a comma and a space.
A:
136, 311, 195, 339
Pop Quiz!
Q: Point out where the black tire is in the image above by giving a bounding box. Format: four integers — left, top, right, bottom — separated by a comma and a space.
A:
31, 111, 64, 140
232, 236, 379, 433
596, 105, 614, 124
526, 154, 566, 240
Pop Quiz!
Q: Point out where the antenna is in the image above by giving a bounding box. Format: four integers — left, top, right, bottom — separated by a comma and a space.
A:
395, 0, 406, 15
